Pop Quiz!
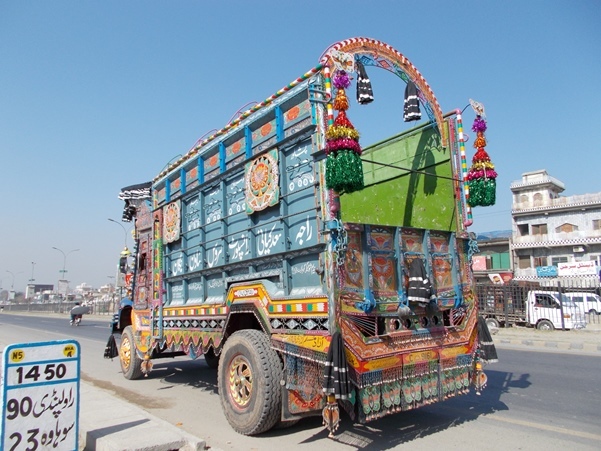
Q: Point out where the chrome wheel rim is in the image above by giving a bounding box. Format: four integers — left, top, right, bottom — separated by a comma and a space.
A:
228, 354, 253, 409
120, 335, 132, 370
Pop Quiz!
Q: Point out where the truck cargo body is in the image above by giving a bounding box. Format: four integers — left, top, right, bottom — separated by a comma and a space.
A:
112, 37, 488, 436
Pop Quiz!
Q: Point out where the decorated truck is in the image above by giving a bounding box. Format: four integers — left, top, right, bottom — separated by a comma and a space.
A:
107, 37, 497, 436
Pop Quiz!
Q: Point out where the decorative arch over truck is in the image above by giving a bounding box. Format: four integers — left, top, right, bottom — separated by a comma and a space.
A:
319, 37, 447, 147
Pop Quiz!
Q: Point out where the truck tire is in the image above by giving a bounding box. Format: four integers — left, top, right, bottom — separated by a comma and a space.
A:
218, 329, 282, 435
485, 318, 500, 330
536, 319, 554, 331
120, 326, 143, 380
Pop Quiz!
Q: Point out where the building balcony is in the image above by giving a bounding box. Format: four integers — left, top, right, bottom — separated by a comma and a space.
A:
511, 231, 601, 249
513, 192, 601, 214
513, 230, 601, 243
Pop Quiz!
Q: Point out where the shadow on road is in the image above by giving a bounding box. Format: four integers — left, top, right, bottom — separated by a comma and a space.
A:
139, 357, 530, 449
147, 358, 220, 395
292, 368, 524, 449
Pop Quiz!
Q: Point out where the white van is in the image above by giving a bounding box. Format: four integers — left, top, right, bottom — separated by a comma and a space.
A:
527, 291, 586, 330
564, 292, 601, 315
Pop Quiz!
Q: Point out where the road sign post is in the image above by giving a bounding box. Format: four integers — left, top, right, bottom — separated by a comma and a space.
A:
1, 340, 81, 450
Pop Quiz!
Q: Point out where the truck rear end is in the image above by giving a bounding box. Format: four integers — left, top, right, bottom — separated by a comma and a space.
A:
110, 37, 492, 436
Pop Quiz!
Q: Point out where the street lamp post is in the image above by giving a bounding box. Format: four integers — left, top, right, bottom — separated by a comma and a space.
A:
27, 262, 36, 302
6, 270, 16, 290
52, 247, 80, 298
5, 270, 23, 301
107, 218, 131, 253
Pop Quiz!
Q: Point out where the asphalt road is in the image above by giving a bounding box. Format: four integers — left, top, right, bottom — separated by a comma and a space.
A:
1, 313, 601, 450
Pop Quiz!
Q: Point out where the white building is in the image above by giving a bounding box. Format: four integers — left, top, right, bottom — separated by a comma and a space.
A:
510, 169, 601, 287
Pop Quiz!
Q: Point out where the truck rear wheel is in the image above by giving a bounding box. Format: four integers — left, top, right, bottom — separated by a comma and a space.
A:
536, 319, 554, 331
120, 326, 143, 380
485, 318, 500, 330
218, 329, 282, 435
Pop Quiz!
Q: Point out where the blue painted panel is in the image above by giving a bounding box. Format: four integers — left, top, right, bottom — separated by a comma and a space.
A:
169, 280, 184, 305
284, 140, 318, 252
181, 195, 203, 275
187, 277, 204, 304
205, 273, 225, 302
166, 248, 185, 278
203, 186, 225, 269
226, 175, 246, 217
225, 174, 250, 262
289, 254, 321, 293
254, 208, 285, 258
182, 195, 202, 235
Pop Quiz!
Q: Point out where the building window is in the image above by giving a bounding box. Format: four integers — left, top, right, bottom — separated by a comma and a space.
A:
533, 193, 543, 206
518, 256, 531, 269
556, 223, 577, 233
551, 256, 568, 266
491, 252, 510, 269
519, 194, 528, 203
534, 256, 548, 267
532, 224, 548, 235
534, 293, 557, 308
517, 224, 529, 236
593, 219, 601, 230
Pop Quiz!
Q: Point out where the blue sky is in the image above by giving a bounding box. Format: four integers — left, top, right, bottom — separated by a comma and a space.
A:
1, 1, 600, 291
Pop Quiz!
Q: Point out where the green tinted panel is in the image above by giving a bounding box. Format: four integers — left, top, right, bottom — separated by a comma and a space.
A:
340, 125, 457, 231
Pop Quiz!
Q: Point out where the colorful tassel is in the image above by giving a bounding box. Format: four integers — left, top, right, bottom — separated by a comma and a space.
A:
325, 71, 364, 194
467, 114, 497, 207
333, 88, 349, 111
325, 150, 364, 193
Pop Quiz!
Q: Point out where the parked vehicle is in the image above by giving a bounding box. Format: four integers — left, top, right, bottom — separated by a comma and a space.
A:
564, 292, 601, 315
477, 283, 586, 330
106, 37, 493, 436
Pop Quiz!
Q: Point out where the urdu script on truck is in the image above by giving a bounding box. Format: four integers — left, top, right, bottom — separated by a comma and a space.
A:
106, 37, 495, 437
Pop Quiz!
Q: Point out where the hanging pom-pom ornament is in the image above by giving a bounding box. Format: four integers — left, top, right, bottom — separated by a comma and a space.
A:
325, 70, 364, 194
472, 116, 487, 133
467, 110, 497, 207
333, 70, 351, 90
333, 88, 349, 111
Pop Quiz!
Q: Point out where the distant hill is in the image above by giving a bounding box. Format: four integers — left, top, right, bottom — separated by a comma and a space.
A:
475, 230, 512, 240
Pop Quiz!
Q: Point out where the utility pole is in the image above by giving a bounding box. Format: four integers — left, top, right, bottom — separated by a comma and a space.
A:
52, 247, 80, 298
27, 261, 36, 301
